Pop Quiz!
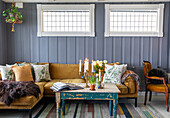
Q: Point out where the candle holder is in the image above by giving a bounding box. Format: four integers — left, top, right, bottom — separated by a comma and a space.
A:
79, 71, 90, 88
97, 81, 104, 89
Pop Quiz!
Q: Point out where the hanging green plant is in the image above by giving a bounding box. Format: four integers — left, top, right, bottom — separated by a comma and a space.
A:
3, 1, 23, 32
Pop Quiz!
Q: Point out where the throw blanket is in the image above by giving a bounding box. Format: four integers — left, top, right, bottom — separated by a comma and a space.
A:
148, 68, 168, 84
121, 70, 140, 90
0, 81, 40, 106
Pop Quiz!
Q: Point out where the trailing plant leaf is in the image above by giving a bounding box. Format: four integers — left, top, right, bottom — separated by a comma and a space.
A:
5, 17, 9, 22
10, 16, 15, 22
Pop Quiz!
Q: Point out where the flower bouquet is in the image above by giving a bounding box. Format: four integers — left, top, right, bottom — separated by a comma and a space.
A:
92, 60, 107, 89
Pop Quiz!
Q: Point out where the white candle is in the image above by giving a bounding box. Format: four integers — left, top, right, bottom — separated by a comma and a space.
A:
84, 60, 86, 72
86, 59, 89, 71
99, 69, 101, 81
92, 60, 94, 72
79, 60, 81, 72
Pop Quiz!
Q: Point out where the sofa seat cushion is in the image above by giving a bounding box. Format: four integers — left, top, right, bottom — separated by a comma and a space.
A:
44, 79, 85, 95
116, 84, 128, 94
0, 82, 45, 106
147, 84, 170, 92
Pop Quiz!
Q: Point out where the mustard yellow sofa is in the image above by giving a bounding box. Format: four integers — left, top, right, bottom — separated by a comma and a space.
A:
0, 62, 138, 117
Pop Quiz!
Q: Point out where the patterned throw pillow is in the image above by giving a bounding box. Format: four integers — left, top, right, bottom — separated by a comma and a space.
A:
122, 64, 127, 75
104, 64, 124, 84
32, 64, 51, 82
0, 66, 15, 81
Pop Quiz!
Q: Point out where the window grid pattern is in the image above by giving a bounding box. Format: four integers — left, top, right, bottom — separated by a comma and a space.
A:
43, 11, 90, 32
110, 10, 158, 32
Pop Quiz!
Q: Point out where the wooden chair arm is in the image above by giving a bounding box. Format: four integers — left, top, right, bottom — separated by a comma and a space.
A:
146, 76, 165, 80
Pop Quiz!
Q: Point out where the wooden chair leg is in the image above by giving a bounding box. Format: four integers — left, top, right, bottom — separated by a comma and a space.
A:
135, 98, 137, 107
149, 91, 152, 101
166, 92, 169, 112
144, 90, 148, 105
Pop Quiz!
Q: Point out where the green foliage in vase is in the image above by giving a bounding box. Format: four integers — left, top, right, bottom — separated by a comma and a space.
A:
88, 76, 96, 85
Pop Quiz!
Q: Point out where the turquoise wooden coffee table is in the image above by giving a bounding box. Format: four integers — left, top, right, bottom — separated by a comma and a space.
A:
55, 83, 120, 118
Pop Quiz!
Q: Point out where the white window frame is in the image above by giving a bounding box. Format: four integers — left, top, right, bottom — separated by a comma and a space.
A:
105, 4, 164, 37
37, 4, 95, 37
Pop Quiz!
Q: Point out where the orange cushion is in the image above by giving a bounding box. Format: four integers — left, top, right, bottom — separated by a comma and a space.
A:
38, 62, 49, 65
107, 62, 120, 66
147, 84, 170, 92
12, 64, 34, 81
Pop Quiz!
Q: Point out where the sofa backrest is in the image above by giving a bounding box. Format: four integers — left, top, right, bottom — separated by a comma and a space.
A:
50, 63, 84, 79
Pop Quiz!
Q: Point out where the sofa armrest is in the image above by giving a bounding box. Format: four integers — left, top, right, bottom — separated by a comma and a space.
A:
123, 75, 136, 94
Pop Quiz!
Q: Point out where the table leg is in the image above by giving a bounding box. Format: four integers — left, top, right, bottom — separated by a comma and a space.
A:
62, 99, 65, 115
109, 100, 113, 116
56, 92, 61, 118
113, 95, 118, 118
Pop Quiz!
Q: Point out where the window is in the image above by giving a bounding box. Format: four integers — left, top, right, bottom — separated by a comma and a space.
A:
105, 4, 164, 37
37, 4, 95, 37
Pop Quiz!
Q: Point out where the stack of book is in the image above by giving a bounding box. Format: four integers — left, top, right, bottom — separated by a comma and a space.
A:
50, 82, 84, 92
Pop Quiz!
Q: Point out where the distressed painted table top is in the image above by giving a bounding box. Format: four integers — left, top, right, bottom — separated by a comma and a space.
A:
59, 83, 120, 93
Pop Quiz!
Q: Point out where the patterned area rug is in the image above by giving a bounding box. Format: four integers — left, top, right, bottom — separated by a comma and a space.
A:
0, 102, 163, 118
27, 103, 162, 118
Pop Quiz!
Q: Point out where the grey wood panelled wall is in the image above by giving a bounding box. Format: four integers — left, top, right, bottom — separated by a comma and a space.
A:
0, 1, 7, 65
5, 3, 170, 70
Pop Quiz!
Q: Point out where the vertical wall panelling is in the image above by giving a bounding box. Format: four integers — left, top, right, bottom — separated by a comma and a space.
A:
123, 37, 131, 65
0, 1, 7, 65
76, 37, 85, 63
114, 37, 122, 63
104, 37, 112, 63
49, 37, 58, 63
168, 3, 170, 71
95, 4, 104, 60
4, 3, 170, 71
87, 37, 94, 61
67, 37, 76, 64
31, 4, 39, 62
39, 37, 49, 62
58, 37, 67, 64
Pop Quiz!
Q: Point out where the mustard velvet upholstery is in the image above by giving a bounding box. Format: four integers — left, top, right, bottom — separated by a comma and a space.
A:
116, 84, 128, 94
44, 79, 85, 96
12, 64, 34, 82
38, 62, 50, 65
124, 76, 136, 94
0, 82, 45, 109
107, 62, 120, 65
147, 84, 170, 92
50, 63, 82, 79
0, 62, 138, 110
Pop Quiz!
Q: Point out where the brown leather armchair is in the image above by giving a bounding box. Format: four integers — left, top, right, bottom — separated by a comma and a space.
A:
143, 60, 170, 112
